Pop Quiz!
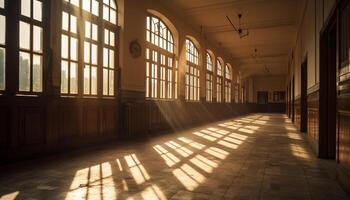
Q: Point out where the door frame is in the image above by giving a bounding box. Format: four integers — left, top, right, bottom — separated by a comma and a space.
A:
300, 59, 308, 132
319, 9, 338, 159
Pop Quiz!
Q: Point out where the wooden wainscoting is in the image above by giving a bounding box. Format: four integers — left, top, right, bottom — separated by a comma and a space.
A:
0, 96, 118, 162
338, 63, 350, 171
307, 90, 319, 151
294, 98, 301, 130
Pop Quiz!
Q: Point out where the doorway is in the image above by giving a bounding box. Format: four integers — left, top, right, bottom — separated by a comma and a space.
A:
300, 60, 308, 132
257, 91, 268, 104
319, 13, 337, 159
292, 76, 295, 122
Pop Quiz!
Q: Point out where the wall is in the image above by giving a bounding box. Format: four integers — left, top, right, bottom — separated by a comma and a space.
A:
252, 75, 286, 103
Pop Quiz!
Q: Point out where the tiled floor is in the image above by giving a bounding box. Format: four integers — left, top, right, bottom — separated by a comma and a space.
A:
0, 114, 349, 200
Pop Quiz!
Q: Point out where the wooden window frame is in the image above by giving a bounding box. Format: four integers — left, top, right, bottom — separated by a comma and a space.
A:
185, 39, 200, 102
206, 52, 213, 102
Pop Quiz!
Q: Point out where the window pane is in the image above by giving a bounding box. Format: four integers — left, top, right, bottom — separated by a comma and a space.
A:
21, 0, 31, 18
103, 5, 109, 21
92, 24, 98, 41
103, 48, 108, 67
33, 54, 42, 92
110, 10, 116, 24
62, 12, 69, 31
70, 62, 78, 94
83, 0, 91, 12
84, 65, 90, 94
103, 69, 108, 95
33, 0, 42, 21
84, 42, 90, 63
61, 60, 68, 93
91, 67, 97, 95
110, 31, 115, 46
20, 21, 30, 50
0, 0, 4, 8
109, 50, 114, 68
70, 37, 78, 61
70, 15, 77, 33
19, 52, 31, 91
61, 34, 68, 58
33, 26, 43, 53
91, 44, 97, 64
71, 0, 79, 7
109, 71, 114, 95
85, 21, 91, 38
104, 29, 109, 45
0, 48, 5, 90
92, 0, 99, 16
0, 15, 5, 45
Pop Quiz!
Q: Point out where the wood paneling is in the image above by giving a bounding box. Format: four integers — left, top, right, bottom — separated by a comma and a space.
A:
294, 98, 301, 130
308, 90, 319, 150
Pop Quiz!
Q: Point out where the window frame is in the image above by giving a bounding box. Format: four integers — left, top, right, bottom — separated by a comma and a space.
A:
18, 0, 45, 94
145, 14, 177, 100
206, 52, 213, 102
224, 64, 232, 103
60, 0, 118, 98
216, 59, 223, 103
185, 39, 200, 102
0, 0, 7, 93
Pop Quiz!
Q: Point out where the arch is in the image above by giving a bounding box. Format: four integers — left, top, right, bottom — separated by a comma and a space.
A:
147, 9, 178, 54
206, 50, 214, 71
217, 57, 224, 76
145, 11, 178, 99
225, 63, 232, 80
185, 38, 200, 101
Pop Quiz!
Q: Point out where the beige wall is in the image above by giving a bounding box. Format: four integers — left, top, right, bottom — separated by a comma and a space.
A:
288, 0, 336, 97
118, 0, 240, 98
252, 75, 286, 103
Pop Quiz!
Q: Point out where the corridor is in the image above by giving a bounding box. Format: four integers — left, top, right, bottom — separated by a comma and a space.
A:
0, 114, 348, 200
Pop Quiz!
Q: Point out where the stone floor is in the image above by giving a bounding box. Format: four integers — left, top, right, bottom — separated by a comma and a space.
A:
0, 114, 349, 200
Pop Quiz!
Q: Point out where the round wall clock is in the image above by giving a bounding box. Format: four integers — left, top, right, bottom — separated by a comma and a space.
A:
129, 40, 141, 58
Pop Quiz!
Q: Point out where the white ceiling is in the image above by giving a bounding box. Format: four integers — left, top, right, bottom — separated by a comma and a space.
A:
166, 0, 304, 77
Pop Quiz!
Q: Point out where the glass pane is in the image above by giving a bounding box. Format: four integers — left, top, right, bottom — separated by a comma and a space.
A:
70, 62, 78, 94
33, 26, 42, 53
109, 50, 114, 68
0, 0, 4, 8
71, 0, 79, 7
33, 54, 42, 92
70, 37, 78, 61
21, 0, 31, 18
61, 34, 68, 58
83, 0, 91, 12
103, 5, 109, 21
0, 48, 5, 90
91, 66, 97, 95
20, 21, 30, 50
109, 70, 114, 95
85, 21, 91, 38
33, 0, 42, 21
61, 60, 68, 93
91, 44, 97, 64
103, 69, 108, 95
84, 42, 90, 63
70, 15, 77, 34
19, 52, 31, 91
92, 24, 98, 41
103, 48, 108, 67
92, 0, 99, 16
110, 31, 115, 46
62, 12, 69, 31
110, 10, 116, 24
104, 29, 109, 45
0, 15, 5, 45
84, 65, 90, 94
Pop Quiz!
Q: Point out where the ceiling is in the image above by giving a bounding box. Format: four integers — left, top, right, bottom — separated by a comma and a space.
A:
166, 0, 304, 77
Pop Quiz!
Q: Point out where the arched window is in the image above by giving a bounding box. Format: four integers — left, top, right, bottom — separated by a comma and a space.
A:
206, 52, 213, 102
19, 0, 44, 93
225, 64, 232, 103
61, 0, 117, 96
235, 74, 240, 103
145, 15, 177, 99
216, 59, 223, 103
185, 39, 199, 101
0, 0, 6, 91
